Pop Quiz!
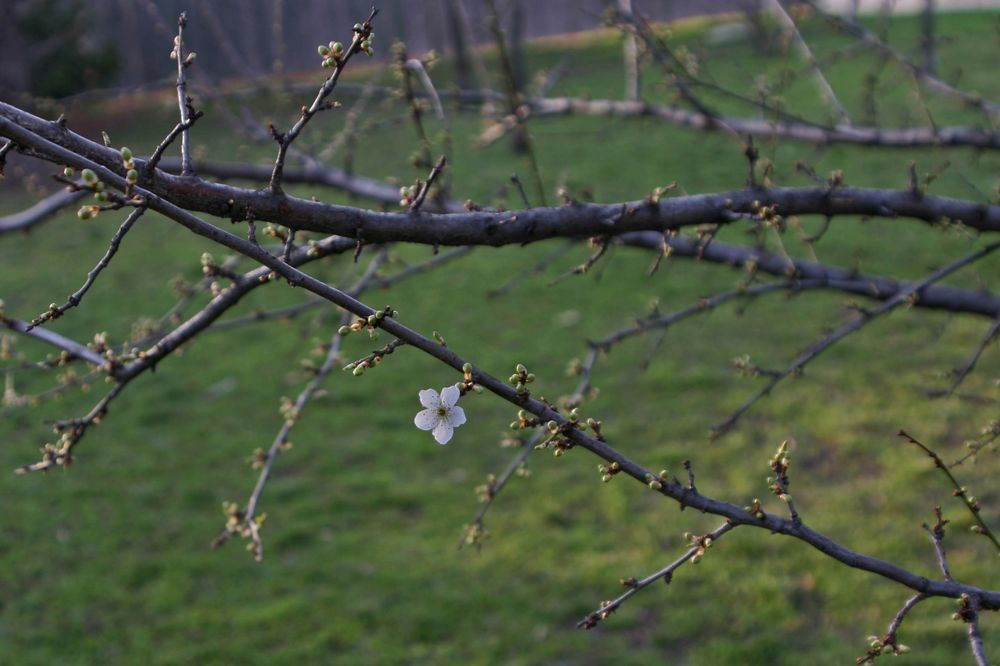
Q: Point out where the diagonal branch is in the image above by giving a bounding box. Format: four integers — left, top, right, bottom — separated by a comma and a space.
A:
767, 0, 851, 125
10, 112, 1000, 614
25, 207, 146, 330
578, 521, 735, 628
711, 236, 1000, 436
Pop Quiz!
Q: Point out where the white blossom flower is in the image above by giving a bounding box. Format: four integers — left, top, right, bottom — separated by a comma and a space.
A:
414, 385, 466, 445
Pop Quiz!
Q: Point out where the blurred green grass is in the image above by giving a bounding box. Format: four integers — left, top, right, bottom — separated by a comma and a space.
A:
2, 10, 1000, 664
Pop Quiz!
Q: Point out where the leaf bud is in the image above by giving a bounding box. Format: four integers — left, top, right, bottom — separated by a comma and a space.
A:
81, 169, 98, 184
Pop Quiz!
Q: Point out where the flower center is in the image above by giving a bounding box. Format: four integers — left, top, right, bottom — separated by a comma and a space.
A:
436, 407, 447, 417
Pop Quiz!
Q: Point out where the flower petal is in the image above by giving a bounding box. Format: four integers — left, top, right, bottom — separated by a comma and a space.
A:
414, 409, 439, 431
432, 420, 454, 445
439, 385, 461, 408
418, 388, 440, 409
445, 405, 466, 428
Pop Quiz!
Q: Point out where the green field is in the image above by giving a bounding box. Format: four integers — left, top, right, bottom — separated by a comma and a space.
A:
2, 10, 1000, 664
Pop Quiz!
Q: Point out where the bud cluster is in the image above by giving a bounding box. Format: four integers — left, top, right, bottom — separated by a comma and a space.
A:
684, 531, 714, 564
508, 363, 535, 397
643, 469, 670, 491
317, 40, 346, 68
766, 440, 792, 504
338, 306, 397, 344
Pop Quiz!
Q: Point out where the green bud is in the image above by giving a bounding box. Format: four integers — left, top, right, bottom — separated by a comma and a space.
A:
352, 364, 365, 376
331, 41, 344, 55
367, 314, 377, 326
526, 373, 535, 383
322, 57, 336, 68
509, 374, 520, 386
462, 362, 473, 374
81, 169, 98, 184
126, 169, 139, 184
337, 325, 351, 335
94, 191, 108, 202
77, 206, 95, 220
63, 167, 74, 178
318, 44, 331, 56
601, 474, 612, 483
516, 364, 527, 374
510, 421, 520, 430
546, 420, 558, 432
120, 147, 132, 161
472, 384, 483, 393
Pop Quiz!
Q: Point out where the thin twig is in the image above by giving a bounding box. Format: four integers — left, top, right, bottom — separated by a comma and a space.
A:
712, 237, 1000, 437
217, 248, 390, 560
943, 315, 1000, 395
767, 0, 851, 125
268, 8, 378, 193
173, 12, 195, 176
578, 521, 735, 629
856, 593, 926, 664
409, 155, 447, 213
26, 207, 146, 330
923, 506, 953, 580
899, 430, 1000, 553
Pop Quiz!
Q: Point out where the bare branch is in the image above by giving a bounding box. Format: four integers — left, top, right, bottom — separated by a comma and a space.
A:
172, 12, 196, 176
25, 207, 146, 330
0, 188, 88, 236
767, 0, 851, 125
856, 593, 925, 663
7, 103, 1000, 248
899, 431, 1000, 553
0, 318, 106, 367
268, 8, 378, 193
712, 236, 1000, 437
578, 521, 735, 629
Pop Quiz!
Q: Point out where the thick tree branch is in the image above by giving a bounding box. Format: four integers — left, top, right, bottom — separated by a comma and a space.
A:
5, 103, 1000, 248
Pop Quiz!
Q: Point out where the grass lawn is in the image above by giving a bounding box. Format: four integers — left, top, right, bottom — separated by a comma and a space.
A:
2, 9, 1000, 664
